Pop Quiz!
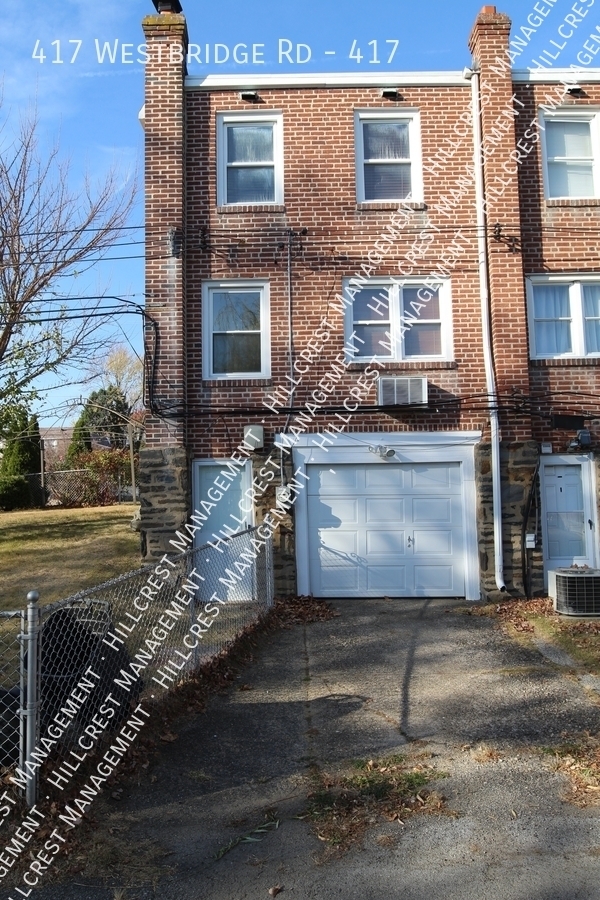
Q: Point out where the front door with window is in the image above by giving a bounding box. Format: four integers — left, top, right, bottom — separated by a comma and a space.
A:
540, 457, 597, 582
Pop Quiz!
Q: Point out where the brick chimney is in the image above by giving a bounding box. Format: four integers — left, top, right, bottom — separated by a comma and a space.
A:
469, 7, 531, 440
140, 3, 190, 558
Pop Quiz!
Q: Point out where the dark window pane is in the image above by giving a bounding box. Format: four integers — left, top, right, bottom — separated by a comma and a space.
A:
404, 323, 442, 357
354, 324, 393, 356
363, 122, 409, 159
213, 333, 262, 373
227, 125, 273, 163
213, 292, 260, 331
353, 288, 390, 321
227, 167, 275, 203
403, 287, 440, 319
364, 163, 411, 200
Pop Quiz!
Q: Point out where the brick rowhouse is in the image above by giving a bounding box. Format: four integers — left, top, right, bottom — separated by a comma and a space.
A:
139, 1, 600, 600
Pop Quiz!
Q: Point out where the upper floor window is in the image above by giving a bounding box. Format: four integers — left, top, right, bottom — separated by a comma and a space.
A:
542, 111, 600, 199
217, 113, 283, 206
202, 281, 270, 379
355, 110, 423, 203
343, 278, 452, 361
527, 277, 600, 358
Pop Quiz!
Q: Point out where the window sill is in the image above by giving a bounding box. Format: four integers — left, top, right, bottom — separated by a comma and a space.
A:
530, 357, 600, 367
355, 201, 426, 211
347, 360, 457, 370
216, 205, 286, 214
545, 198, 600, 207
202, 378, 273, 386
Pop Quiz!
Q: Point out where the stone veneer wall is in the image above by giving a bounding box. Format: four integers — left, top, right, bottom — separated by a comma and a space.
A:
139, 446, 190, 560
250, 451, 297, 596
476, 440, 543, 598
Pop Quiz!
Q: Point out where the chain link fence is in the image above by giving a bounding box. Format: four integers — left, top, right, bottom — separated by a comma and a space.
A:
25, 470, 123, 508
0, 528, 273, 808
0, 611, 25, 773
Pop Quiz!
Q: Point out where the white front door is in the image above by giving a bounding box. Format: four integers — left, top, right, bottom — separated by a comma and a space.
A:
192, 460, 251, 547
541, 456, 597, 581
306, 462, 465, 597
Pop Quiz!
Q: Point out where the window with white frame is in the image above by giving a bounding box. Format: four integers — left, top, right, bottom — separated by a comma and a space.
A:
217, 113, 283, 205
541, 111, 600, 199
355, 110, 423, 203
343, 279, 452, 361
202, 281, 270, 378
527, 278, 600, 358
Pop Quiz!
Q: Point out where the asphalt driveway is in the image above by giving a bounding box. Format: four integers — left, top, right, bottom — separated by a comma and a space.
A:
29, 597, 600, 900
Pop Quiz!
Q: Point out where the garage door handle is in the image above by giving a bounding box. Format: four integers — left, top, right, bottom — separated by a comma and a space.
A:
407, 536, 413, 546
590, 519, 594, 530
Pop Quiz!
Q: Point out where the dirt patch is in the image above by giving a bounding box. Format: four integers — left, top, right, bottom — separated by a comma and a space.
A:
541, 733, 600, 807
303, 751, 451, 863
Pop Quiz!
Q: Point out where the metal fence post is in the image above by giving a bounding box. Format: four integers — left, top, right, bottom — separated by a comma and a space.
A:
25, 590, 40, 807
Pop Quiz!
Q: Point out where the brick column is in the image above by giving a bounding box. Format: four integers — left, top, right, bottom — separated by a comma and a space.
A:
469, 7, 537, 595
469, 6, 531, 442
140, 3, 189, 558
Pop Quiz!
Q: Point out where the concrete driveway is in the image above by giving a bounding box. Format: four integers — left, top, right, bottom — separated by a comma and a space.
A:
31, 597, 600, 900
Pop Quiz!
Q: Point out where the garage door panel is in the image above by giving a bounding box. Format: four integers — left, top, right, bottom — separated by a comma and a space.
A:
413, 565, 454, 591
412, 529, 453, 555
367, 566, 406, 591
309, 467, 360, 494
411, 463, 461, 490
366, 529, 406, 555
366, 498, 405, 523
412, 497, 451, 523
317, 530, 358, 555
365, 466, 406, 489
319, 564, 361, 592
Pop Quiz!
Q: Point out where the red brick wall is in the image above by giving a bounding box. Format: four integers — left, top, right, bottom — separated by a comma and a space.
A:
182, 81, 496, 458
142, 12, 188, 449
515, 80, 600, 449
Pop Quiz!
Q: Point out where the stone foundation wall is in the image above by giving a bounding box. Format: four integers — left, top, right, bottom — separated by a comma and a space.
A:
139, 446, 190, 561
476, 440, 543, 599
250, 451, 297, 596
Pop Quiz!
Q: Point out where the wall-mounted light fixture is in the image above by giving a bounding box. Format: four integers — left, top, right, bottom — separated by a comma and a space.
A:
566, 85, 586, 97
240, 91, 261, 103
369, 444, 395, 459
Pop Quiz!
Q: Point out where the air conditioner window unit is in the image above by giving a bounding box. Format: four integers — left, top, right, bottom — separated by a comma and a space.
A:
549, 568, 600, 616
378, 376, 428, 406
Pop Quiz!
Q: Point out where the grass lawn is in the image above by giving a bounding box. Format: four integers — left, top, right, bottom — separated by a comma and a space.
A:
0, 504, 142, 611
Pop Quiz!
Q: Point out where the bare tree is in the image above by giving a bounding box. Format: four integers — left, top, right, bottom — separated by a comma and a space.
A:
0, 102, 137, 409
89, 344, 144, 412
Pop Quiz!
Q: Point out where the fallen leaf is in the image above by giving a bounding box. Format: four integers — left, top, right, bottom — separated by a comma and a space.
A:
239, 684, 254, 691
160, 732, 178, 742
268, 887, 283, 897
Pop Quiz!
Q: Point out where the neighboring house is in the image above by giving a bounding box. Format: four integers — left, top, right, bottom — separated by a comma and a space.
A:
139, 1, 600, 601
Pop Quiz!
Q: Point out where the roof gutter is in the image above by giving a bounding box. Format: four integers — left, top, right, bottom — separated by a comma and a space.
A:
467, 64, 506, 593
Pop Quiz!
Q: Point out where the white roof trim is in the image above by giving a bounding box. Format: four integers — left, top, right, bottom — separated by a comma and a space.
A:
185, 71, 470, 90
513, 68, 600, 83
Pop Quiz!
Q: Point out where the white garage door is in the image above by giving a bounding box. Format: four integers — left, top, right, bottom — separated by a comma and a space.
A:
307, 462, 465, 598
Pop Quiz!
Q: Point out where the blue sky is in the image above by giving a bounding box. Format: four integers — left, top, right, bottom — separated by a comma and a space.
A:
1, 0, 598, 426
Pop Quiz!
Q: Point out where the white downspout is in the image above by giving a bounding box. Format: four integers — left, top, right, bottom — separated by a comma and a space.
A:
468, 65, 506, 592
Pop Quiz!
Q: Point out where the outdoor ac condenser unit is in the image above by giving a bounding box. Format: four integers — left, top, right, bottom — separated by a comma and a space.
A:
378, 376, 428, 406
548, 568, 600, 616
